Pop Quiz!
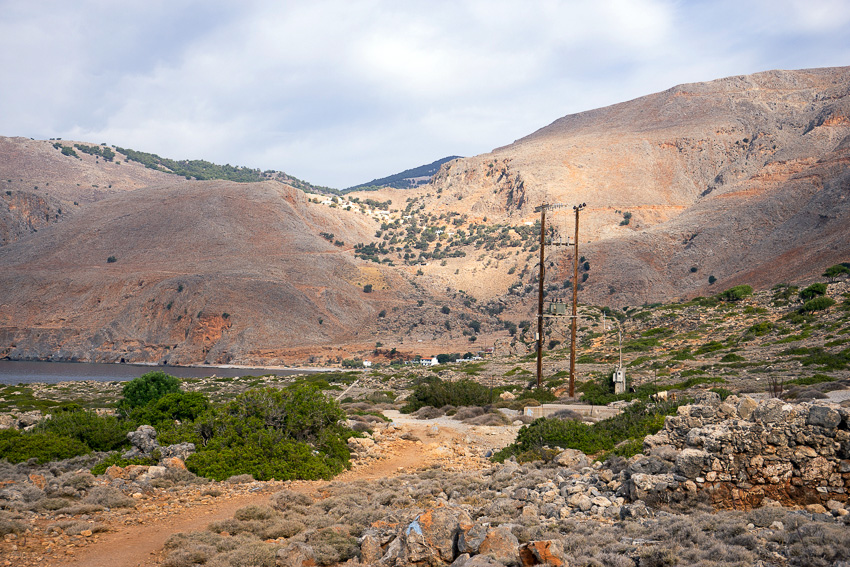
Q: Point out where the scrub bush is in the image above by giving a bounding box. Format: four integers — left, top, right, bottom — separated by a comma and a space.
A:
401, 377, 492, 412
0, 429, 91, 463
120, 371, 181, 411
33, 409, 132, 452
186, 384, 351, 481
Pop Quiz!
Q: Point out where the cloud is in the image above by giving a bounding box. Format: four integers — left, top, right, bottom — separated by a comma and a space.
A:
0, 0, 847, 187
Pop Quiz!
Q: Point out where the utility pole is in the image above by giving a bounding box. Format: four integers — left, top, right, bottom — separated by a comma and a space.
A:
569, 203, 586, 398
535, 202, 574, 390
536, 206, 546, 388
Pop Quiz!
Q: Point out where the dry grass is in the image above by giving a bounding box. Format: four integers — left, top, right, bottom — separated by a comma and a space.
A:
83, 486, 135, 508
160, 460, 850, 567
46, 520, 108, 535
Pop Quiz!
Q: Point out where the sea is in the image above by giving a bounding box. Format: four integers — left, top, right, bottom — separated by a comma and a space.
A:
0, 360, 312, 385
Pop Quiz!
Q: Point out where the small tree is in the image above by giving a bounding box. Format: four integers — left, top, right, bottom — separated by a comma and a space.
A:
120, 371, 180, 411
823, 264, 850, 282
799, 282, 827, 301
363, 284, 373, 293
717, 285, 752, 302
799, 296, 835, 313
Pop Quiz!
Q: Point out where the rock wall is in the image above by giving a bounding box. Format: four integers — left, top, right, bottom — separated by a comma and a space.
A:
643, 394, 850, 509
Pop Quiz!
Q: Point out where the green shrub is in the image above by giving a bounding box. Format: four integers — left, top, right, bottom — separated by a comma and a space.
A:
401, 378, 492, 412
720, 353, 746, 363
493, 400, 681, 462
579, 375, 618, 405
599, 438, 644, 461
139, 391, 210, 424
32, 409, 132, 452
516, 388, 557, 403
121, 371, 181, 410
186, 436, 341, 481
796, 348, 850, 370
188, 385, 351, 481
799, 296, 836, 313
717, 285, 753, 302
695, 341, 725, 355
744, 321, 774, 337
623, 337, 660, 352
0, 429, 90, 463
799, 282, 827, 301
785, 374, 836, 386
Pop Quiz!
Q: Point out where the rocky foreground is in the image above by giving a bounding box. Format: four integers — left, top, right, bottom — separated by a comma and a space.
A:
1, 395, 849, 567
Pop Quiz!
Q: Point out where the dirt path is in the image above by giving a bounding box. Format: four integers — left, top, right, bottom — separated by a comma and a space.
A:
31, 420, 493, 567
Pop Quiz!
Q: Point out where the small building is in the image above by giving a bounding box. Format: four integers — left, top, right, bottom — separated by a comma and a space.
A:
612, 367, 626, 394
363, 360, 372, 368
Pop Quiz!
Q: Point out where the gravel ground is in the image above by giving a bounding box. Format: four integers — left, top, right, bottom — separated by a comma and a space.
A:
382, 410, 522, 452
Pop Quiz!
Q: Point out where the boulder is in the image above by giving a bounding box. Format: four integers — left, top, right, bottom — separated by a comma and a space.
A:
554, 448, 589, 469
162, 457, 187, 471
17, 410, 44, 428
521, 540, 569, 567
401, 505, 473, 565
478, 526, 519, 566
457, 524, 489, 555
124, 425, 159, 458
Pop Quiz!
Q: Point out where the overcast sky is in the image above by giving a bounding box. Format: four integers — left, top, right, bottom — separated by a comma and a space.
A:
1, 1, 848, 188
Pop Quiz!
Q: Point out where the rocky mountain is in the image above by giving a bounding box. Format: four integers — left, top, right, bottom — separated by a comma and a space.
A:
1, 66, 849, 365
416, 66, 850, 305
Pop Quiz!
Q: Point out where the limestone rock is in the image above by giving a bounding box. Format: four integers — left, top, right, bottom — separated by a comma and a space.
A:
359, 533, 382, 565
277, 542, 316, 567
457, 524, 489, 555
124, 425, 159, 458
676, 449, 710, 479
522, 540, 569, 567
736, 396, 759, 420
554, 448, 589, 469
400, 505, 473, 565
478, 527, 519, 566
160, 442, 196, 461
807, 405, 842, 429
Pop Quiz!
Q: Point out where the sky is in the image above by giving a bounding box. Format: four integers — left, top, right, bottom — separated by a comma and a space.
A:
1, 1, 849, 189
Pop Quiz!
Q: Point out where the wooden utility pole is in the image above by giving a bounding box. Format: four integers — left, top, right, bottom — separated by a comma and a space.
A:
535, 202, 573, 390
569, 203, 586, 397
536, 205, 547, 388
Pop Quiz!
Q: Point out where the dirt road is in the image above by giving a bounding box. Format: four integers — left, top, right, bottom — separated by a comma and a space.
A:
27, 419, 509, 567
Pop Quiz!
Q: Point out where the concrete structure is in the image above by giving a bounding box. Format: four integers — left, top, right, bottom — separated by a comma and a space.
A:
524, 404, 622, 420
613, 367, 626, 394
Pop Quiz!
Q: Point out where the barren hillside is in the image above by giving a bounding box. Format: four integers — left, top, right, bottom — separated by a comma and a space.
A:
0, 181, 424, 365
1, 67, 849, 364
